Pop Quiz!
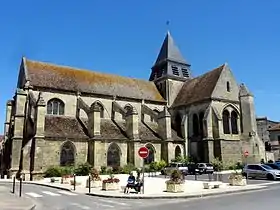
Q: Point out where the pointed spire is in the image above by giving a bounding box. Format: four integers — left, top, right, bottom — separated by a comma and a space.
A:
239, 83, 253, 97
154, 31, 188, 66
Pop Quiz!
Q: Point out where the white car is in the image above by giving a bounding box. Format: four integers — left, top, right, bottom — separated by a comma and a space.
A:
242, 164, 280, 180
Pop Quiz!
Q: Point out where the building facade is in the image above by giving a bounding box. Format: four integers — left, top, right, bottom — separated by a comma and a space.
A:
1, 32, 265, 180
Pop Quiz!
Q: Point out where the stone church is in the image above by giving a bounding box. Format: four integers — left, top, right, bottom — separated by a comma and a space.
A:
1, 31, 265, 180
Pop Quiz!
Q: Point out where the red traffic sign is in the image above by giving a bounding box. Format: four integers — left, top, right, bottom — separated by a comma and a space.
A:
244, 150, 249, 157
138, 146, 149, 159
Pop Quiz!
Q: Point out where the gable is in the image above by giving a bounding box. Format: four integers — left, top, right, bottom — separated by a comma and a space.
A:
172, 64, 224, 107
24, 58, 165, 102
211, 64, 239, 102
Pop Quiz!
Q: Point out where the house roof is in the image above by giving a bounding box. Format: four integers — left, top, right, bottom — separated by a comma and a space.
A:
24, 58, 165, 102
172, 64, 225, 107
268, 124, 280, 132
44, 116, 183, 141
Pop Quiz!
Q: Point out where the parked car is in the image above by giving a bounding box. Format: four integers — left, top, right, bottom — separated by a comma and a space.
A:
264, 163, 280, 170
195, 163, 214, 174
161, 162, 188, 176
187, 163, 200, 175
242, 164, 280, 180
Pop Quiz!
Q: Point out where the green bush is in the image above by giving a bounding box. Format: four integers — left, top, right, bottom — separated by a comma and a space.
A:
121, 164, 136, 174
44, 166, 62, 178
100, 166, 107, 175
112, 166, 123, 174
156, 160, 167, 170
74, 162, 92, 176
211, 158, 224, 171
61, 166, 74, 176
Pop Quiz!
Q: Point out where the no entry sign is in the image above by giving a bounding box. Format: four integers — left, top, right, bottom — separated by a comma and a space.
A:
244, 150, 249, 157
138, 146, 149, 159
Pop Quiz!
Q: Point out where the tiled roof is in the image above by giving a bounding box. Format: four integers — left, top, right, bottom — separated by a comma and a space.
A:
25, 58, 165, 102
44, 116, 183, 141
172, 64, 225, 107
268, 124, 280, 131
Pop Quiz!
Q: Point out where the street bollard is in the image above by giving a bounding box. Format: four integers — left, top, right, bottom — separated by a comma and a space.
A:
88, 175, 91, 194
73, 174, 76, 191
12, 176, 15, 193
208, 173, 213, 181
19, 176, 22, 197
194, 173, 197, 180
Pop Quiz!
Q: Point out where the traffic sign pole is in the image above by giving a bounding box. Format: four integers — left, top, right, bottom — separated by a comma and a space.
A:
138, 146, 149, 194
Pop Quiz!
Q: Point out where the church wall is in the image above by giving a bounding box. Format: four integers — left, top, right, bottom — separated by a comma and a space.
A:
215, 139, 242, 164
167, 79, 184, 106
32, 90, 165, 121
42, 139, 88, 168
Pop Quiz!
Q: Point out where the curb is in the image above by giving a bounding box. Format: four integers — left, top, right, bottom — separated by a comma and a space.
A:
85, 186, 267, 199
28, 204, 36, 210
0, 180, 72, 192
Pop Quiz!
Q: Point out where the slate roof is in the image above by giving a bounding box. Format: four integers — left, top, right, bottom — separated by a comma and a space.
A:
154, 31, 189, 65
24, 58, 165, 102
44, 116, 183, 141
268, 124, 280, 132
172, 64, 225, 107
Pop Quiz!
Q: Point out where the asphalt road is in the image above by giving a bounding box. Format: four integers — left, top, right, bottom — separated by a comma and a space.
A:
0, 182, 183, 210
136, 182, 280, 210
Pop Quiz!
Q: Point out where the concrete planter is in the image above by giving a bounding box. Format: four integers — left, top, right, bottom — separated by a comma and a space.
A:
70, 180, 81, 186
61, 177, 70, 184
166, 183, 184, 193
86, 178, 102, 188
102, 182, 120, 191
228, 176, 247, 186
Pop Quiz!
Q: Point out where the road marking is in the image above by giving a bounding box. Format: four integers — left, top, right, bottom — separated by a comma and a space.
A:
97, 198, 129, 206
70, 203, 90, 209
42, 191, 61, 196
25, 192, 43, 198
57, 190, 77, 196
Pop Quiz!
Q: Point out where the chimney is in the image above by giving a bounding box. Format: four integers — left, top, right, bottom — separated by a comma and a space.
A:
158, 107, 172, 140
125, 106, 139, 139
88, 102, 101, 137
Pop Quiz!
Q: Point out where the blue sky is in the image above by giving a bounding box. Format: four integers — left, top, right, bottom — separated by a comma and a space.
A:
0, 0, 280, 134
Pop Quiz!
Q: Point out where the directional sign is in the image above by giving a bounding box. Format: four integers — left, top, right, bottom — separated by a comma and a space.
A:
138, 147, 149, 159
244, 150, 249, 157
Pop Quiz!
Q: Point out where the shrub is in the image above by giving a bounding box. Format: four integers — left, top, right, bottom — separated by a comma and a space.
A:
100, 166, 107, 175
61, 166, 74, 176
211, 158, 224, 171
90, 168, 101, 181
156, 160, 167, 170
166, 169, 184, 184
44, 166, 62, 178
74, 162, 92, 176
112, 166, 123, 174
121, 164, 136, 174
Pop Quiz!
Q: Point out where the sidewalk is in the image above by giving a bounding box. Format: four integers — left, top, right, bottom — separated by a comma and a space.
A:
0, 186, 36, 210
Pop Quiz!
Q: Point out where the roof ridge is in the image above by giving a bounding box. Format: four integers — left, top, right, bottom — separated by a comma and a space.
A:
25, 58, 154, 84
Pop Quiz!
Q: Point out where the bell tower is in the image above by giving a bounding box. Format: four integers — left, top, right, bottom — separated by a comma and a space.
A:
150, 31, 192, 106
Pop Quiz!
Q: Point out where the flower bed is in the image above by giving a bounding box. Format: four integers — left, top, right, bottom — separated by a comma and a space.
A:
102, 175, 120, 191
165, 169, 185, 193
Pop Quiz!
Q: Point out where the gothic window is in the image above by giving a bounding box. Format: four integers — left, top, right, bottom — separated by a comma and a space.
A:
222, 110, 230, 134
226, 81, 230, 92
107, 143, 121, 167
193, 114, 199, 136
47, 98, 65, 115
144, 144, 155, 164
231, 110, 238, 134
60, 141, 75, 166
171, 66, 180, 76
175, 146, 182, 159
199, 112, 204, 136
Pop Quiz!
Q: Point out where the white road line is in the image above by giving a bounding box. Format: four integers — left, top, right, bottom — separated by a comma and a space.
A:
97, 198, 129, 206
57, 190, 77, 196
42, 191, 61, 196
25, 192, 43, 198
70, 203, 90, 209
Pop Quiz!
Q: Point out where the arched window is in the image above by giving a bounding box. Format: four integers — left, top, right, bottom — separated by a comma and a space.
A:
47, 98, 65, 115
222, 110, 230, 134
193, 114, 199, 136
107, 143, 121, 167
231, 110, 238, 134
175, 146, 182, 159
175, 113, 182, 137
199, 112, 204, 136
95, 101, 104, 118
60, 141, 75, 166
144, 144, 155, 164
